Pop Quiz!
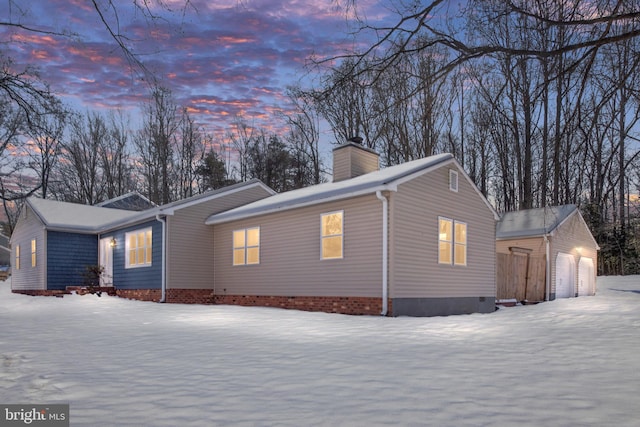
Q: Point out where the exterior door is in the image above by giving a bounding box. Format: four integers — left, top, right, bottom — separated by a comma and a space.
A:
99, 237, 114, 286
578, 257, 595, 296
555, 252, 575, 298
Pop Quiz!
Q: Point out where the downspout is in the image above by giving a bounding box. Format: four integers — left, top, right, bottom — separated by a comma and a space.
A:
544, 234, 550, 301
376, 191, 388, 316
156, 215, 167, 303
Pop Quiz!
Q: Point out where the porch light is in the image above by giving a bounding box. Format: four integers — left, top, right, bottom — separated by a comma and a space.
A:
110, 238, 117, 248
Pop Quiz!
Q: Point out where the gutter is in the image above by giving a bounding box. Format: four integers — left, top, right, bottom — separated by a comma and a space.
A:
376, 191, 389, 316
155, 215, 167, 303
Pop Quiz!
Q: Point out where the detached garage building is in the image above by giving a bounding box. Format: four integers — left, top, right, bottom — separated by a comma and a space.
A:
496, 205, 599, 300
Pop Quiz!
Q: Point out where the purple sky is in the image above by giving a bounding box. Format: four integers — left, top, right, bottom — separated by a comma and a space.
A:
3, 0, 387, 140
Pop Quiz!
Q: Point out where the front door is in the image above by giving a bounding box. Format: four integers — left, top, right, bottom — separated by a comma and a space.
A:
99, 237, 114, 286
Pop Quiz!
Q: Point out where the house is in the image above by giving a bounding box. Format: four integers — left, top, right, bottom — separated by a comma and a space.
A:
11, 141, 498, 317
10, 180, 275, 299
205, 141, 499, 316
496, 205, 599, 300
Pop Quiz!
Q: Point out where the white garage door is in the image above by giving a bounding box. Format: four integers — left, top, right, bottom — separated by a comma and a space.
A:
578, 257, 595, 296
555, 253, 575, 298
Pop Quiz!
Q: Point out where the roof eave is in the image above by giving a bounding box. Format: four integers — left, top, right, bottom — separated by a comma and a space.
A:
206, 183, 396, 225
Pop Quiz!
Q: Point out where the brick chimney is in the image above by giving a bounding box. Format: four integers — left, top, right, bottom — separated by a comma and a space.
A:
332, 136, 380, 182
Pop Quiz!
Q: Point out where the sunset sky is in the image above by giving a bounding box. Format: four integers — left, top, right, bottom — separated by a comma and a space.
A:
2, 0, 392, 142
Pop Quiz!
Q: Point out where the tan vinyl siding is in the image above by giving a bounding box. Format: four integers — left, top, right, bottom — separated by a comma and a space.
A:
10, 205, 46, 290
390, 165, 496, 298
213, 194, 383, 297
332, 145, 379, 181
167, 185, 273, 290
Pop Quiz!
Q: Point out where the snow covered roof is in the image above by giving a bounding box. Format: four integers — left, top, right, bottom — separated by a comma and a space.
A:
496, 204, 578, 239
206, 153, 456, 225
27, 197, 141, 234
26, 179, 275, 234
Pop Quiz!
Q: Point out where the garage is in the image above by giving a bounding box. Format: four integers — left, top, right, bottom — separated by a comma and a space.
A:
578, 257, 595, 296
555, 252, 575, 298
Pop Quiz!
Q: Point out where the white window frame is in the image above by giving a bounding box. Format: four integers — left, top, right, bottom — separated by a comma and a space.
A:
232, 227, 260, 266
31, 239, 36, 268
438, 217, 453, 265
438, 217, 467, 266
320, 210, 344, 260
125, 227, 153, 269
454, 220, 467, 266
449, 169, 459, 192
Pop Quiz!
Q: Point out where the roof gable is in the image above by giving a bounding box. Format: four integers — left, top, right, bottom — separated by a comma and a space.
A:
27, 198, 140, 233
206, 153, 497, 225
496, 205, 578, 239
95, 192, 156, 211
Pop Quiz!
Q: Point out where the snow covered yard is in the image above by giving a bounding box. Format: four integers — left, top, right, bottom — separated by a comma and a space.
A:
1, 277, 639, 427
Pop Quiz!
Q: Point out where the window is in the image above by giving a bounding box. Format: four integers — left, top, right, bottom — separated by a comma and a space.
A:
454, 221, 467, 265
125, 228, 152, 268
449, 169, 459, 192
233, 227, 260, 266
438, 217, 467, 266
321, 211, 343, 259
15, 245, 20, 270
31, 239, 36, 267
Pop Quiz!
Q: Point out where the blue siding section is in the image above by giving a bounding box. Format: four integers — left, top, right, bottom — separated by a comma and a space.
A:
110, 220, 163, 289
47, 231, 98, 290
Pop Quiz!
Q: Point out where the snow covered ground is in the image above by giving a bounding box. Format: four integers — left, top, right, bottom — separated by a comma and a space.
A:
1, 277, 639, 427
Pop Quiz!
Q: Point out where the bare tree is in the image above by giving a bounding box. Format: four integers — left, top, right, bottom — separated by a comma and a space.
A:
134, 86, 179, 204
228, 117, 258, 182
176, 108, 206, 199
332, 0, 640, 90
101, 110, 134, 200
22, 100, 68, 199
284, 87, 323, 185
52, 112, 104, 204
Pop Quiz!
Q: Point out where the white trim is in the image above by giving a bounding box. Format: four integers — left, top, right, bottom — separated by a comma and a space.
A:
15, 244, 20, 270
453, 220, 467, 266
98, 236, 114, 286
376, 191, 389, 316
438, 217, 467, 266
232, 227, 260, 266
125, 227, 153, 269
155, 215, 167, 302
320, 210, 344, 260
449, 169, 459, 192
30, 238, 36, 268
438, 216, 453, 265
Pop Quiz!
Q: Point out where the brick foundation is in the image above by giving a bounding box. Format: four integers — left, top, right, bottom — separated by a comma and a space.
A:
66, 286, 118, 296
12, 289, 71, 297
213, 294, 392, 316
166, 289, 215, 304
13, 286, 391, 316
116, 289, 162, 302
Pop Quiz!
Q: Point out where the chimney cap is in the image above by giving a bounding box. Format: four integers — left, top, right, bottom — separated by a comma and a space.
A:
348, 136, 363, 145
